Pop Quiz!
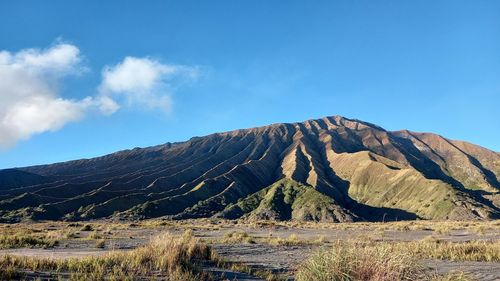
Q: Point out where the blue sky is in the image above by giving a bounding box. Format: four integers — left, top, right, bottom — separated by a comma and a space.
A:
0, 0, 499, 168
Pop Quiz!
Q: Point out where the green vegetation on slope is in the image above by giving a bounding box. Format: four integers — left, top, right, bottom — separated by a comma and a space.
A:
329, 151, 495, 220
217, 178, 352, 222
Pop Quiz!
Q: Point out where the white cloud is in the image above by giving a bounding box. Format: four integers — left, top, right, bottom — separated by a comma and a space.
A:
0, 43, 110, 148
0, 43, 82, 75
99, 57, 199, 113
0, 43, 200, 148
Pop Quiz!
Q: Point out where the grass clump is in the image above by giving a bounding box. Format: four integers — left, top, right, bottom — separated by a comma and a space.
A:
264, 233, 322, 246
220, 231, 255, 244
211, 256, 286, 281
0, 234, 58, 249
296, 240, 424, 281
80, 224, 93, 231
64, 230, 79, 239
266, 234, 305, 246
0, 232, 214, 280
88, 230, 103, 240
296, 239, 497, 281
474, 225, 488, 236
431, 272, 473, 281
394, 239, 500, 262
314, 235, 326, 244
0, 265, 20, 280
183, 228, 194, 240
94, 239, 105, 249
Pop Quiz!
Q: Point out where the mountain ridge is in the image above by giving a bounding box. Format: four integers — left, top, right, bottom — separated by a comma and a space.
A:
11, 115, 496, 170
0, 115, 498, 222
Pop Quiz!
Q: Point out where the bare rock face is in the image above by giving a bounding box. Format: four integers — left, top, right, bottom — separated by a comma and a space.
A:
0, 115, 498, 222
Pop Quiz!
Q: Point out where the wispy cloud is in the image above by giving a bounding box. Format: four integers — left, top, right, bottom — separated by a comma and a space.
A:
0, 42, 200, 148
99, 56, 199, 113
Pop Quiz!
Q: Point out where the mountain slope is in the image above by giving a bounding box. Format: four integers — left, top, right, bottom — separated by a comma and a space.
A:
216, 178, 356, 222
0, 115, 498, 222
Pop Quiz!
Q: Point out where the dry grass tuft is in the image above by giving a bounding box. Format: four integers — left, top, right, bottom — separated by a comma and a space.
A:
88, 230, 103, 240
394, 239, 500, 262
296, 238, 497, 281
0, 233, 58, 249
80, 224, 94, 231
266, 234, 305, 246
264, 233, 325, 246
296, 240, 425, 281
431, 271, 473, 281
220, 230, 255, 244
0, 232, 214, 280
94, 239, 105, 249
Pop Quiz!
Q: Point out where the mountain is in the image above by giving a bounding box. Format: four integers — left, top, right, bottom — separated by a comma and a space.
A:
0, 115, 498, 222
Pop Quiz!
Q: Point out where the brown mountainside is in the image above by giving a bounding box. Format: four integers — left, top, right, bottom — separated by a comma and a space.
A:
0, 115, 498, 222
